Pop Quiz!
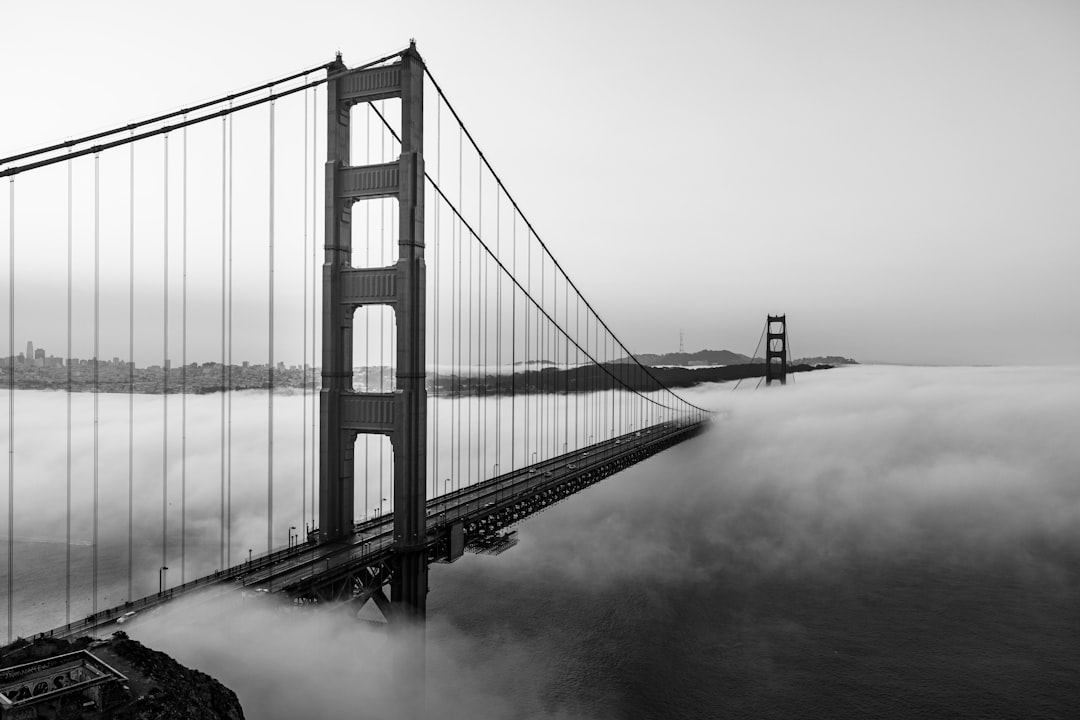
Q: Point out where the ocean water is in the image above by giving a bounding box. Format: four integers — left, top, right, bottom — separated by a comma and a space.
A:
7, 365, 1080, 718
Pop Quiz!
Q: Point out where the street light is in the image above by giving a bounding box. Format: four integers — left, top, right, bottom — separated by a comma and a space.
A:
289, 526, 297, 548
248, 548, 253, 564
158, 566, 169, 594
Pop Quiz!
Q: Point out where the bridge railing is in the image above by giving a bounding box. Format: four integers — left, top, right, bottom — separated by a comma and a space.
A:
27, 536, 320, 641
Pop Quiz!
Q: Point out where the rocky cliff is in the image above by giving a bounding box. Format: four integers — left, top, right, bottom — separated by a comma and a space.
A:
0, 632, 244, 719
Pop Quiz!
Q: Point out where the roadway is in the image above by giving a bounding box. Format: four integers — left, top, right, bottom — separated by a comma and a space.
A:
34, 419, 706, 639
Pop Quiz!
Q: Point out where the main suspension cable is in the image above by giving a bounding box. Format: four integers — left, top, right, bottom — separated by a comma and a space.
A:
370, 103, 701, 418
419, 64, 710, 416
0, 49, 412, 175
0, 62, 335, 168
732, 321, 767, 392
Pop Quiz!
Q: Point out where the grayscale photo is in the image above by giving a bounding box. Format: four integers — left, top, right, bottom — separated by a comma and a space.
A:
0, 1, 1077, 718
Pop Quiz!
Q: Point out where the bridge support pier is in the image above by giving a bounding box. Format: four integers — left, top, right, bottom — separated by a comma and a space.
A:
319, 43, 428, 630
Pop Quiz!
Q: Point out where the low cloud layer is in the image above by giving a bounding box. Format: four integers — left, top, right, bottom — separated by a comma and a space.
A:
116, 365, 1080, 719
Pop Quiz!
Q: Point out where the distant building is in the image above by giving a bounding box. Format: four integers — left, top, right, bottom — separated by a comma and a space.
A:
0, 650, 128, 718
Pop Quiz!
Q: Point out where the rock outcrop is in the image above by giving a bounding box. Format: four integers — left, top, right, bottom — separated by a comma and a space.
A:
0, 632, 244, 719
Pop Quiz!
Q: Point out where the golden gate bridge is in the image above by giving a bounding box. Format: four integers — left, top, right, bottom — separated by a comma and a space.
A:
0, 43, 712, 657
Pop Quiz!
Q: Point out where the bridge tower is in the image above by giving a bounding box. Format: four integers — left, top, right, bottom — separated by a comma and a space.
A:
765, 314, 787, 385
320, 44, 428, 622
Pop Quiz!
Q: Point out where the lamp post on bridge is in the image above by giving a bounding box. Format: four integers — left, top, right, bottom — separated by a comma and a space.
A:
158, 566, 169, 595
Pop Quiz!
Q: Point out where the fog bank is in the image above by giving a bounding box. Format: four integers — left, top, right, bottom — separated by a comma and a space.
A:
127, 365, 1080, 718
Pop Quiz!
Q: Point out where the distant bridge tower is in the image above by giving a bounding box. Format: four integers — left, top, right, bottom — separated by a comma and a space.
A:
765, 315, 787, 385
320, 44, 428, 623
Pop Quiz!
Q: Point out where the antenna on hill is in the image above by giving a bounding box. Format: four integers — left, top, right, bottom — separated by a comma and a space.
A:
678, 329, 685, 354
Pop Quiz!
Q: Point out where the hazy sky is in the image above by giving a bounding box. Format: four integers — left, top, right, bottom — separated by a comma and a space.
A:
2, 0, 1078, 365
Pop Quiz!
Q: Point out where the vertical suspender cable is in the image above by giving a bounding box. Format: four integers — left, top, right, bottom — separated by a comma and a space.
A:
539, 239, 544, 458
128, 135, 135, 599
302, 77, 308, 534
364, 107, 371, 519
7, 178, 14, 643
310, 86, 317, 531
268, 96, 275, 554
549, 256, 555, 457
520, 225, 524, 464
450, 145, 457, 492
227, 110, 233, 565
162, 134, 169, 587
65, 160, 72, 624
592, 315, 597, 443
511, 213, 515, 473
456, 126, 462, 490
465, 134, 472, 487
93, 152, 100, 615
539, 249, 544, 460
432, 98, 440, 497
379, 102, 385, 515
181, 122, 188, 582
576, 293, 580, 448
478, 160, 483, 484
220, 116, 227, 570
495, 188, 500, 478
479, 226, 484, 489
550, 258, 555, 458
541, 259, 546, 457
451, 150, 457, 490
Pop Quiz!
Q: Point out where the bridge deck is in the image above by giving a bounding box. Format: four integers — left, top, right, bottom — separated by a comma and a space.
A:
32, 420, 707, 639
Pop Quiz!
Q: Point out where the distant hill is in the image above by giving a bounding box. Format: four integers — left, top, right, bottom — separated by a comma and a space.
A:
618, 349, 751, 366
615, 350, 858, 367
793, 356, 858, 366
